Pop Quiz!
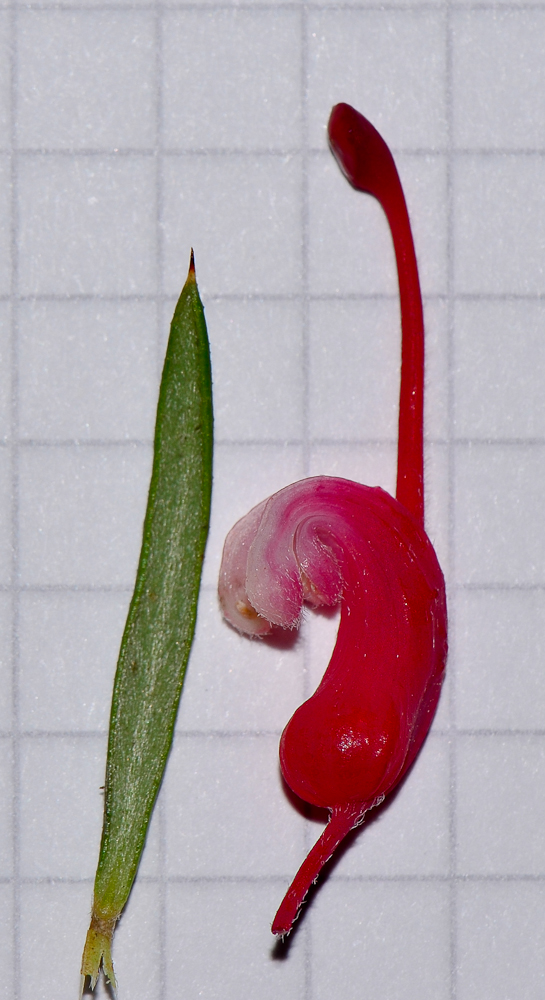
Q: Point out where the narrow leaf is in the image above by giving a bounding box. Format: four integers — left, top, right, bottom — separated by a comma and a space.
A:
81, 252, 213, 990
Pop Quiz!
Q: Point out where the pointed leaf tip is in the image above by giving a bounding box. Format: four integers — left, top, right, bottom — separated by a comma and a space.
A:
184, 249, 197, 287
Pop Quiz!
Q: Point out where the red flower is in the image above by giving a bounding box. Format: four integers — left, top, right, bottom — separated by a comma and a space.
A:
218, 104, 448, 936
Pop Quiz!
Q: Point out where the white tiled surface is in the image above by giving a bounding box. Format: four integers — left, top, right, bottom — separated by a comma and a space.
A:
312, 881, 451, 1000
2, 5, 545, 1000
16, 12, 157, 149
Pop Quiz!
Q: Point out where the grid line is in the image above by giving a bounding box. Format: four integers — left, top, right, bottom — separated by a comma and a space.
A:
9, 1, 21, 995
7, 1, 545, 10
444, 1, 458, 997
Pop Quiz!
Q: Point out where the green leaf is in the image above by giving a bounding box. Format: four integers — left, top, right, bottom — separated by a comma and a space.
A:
81, 252, 213, 992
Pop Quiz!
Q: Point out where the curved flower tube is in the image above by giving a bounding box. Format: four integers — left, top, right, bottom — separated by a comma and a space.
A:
218, 104, 447, 937
219, 477, 446, 935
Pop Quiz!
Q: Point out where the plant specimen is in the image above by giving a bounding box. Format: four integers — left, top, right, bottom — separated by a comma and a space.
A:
81, 253, 213, 989
218, 105, 447, 936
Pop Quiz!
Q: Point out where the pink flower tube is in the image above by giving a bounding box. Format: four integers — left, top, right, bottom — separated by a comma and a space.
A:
218, 104, 447, 937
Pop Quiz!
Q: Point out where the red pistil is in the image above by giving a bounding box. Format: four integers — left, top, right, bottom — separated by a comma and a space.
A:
328, 103, 425, 525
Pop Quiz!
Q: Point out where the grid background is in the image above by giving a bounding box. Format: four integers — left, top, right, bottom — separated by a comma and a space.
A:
1, 3, 545, 999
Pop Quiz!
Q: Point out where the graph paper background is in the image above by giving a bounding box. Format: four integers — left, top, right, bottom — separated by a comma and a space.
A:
1, 3, 545, 998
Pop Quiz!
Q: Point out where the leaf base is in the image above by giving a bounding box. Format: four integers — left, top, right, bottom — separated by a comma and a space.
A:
80, 913, 117, 994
